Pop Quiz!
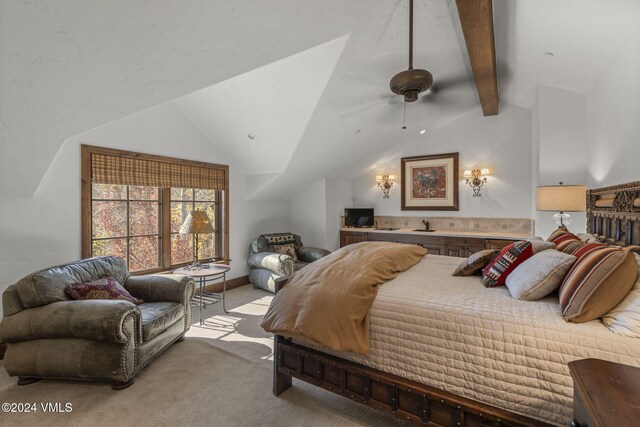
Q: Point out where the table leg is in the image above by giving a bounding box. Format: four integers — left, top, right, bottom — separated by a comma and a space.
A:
199, 277, 204, 325
222, 272, 229, 313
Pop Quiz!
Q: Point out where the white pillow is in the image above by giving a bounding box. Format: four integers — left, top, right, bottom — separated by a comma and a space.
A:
506, 250, 576, 301
602, 258, 640, 338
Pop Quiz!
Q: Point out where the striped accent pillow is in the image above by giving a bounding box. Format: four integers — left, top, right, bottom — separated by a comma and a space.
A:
571, 242, 607, 259
482, 241, 534, 288
547, 229, 581, 252
559, 247, 638, 322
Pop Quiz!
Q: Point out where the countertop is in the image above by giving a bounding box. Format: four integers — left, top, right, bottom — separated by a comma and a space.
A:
340, 227, 531, 240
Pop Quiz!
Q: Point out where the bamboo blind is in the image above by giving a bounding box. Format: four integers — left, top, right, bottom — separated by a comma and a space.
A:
91, 153, 226, 190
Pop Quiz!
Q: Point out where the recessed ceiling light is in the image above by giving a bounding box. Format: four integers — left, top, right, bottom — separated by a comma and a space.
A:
420, 129, 426, 134
248, 132, 256, 140
543, 52, 554, 57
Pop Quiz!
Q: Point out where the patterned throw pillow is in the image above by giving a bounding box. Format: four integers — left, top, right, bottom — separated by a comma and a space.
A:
64, 277, 143, 305
272, 243, 299, 262
559, 247, 638, 323
452, 249, 499, 277
482, 241, 534, 288
546, 229, 581, 252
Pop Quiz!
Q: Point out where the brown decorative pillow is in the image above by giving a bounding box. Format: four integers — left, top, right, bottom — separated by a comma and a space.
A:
559, 247, 638, 322
546, 229, 581, 252
453, 249, 499, 277
64, 277, 143, 305
272, 243, 299, 262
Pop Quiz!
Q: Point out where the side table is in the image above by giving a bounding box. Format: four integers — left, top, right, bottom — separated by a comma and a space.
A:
173, 264, 231, 325
568, 358, 640, 427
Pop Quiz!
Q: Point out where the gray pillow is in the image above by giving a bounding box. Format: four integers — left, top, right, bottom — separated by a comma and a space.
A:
506, 250, 576, 300
525, 238, 556, 254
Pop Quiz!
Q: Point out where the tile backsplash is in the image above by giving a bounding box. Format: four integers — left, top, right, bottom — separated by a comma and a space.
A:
342, 216, 533, 235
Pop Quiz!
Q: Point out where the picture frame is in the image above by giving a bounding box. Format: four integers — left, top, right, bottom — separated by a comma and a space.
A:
401, 152, 459, 211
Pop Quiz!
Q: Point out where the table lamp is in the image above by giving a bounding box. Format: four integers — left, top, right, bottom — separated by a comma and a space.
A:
536, 182, 586, 230
179, 209, 214, 267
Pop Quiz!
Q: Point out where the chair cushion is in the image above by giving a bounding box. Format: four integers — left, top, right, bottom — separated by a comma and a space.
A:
272, 243, 299, 262
138, 302, 185, 341
64, 277, 143, 305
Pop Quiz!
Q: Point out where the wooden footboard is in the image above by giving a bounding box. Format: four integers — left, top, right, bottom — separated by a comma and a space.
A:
273, 335, 552, 427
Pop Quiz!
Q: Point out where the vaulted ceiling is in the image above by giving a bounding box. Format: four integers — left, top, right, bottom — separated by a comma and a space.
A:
1, 0, 638, 198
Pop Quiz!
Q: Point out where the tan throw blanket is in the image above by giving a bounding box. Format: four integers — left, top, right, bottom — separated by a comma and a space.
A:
260, 241, 427, 355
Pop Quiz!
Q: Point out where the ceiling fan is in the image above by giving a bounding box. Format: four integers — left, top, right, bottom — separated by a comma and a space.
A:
389, 0, 433, 104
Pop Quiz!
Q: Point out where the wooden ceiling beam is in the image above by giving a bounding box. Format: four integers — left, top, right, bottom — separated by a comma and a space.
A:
455, 0, 499, 116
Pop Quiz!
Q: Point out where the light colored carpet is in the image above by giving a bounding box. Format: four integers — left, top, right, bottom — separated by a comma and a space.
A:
0, 286, 407, 426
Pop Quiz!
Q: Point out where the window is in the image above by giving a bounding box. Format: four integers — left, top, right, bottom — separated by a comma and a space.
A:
82, 145, 228, 273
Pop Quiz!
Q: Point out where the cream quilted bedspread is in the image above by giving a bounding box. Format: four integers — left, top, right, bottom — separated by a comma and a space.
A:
314, 254, 640, 426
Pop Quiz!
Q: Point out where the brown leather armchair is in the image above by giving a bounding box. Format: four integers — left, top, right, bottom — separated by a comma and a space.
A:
0, 256, 195, 389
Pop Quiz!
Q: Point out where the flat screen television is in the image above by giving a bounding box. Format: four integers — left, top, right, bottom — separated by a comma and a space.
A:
344, 208, 374, 228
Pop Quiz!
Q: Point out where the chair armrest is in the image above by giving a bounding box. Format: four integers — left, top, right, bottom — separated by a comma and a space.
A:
124, 274, 195, 304
298, 246, 331, 263
247, 252, 294, 277
0, 300, 140, 344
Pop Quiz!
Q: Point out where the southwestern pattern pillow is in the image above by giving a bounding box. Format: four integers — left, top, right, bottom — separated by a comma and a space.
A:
559, 247, 638, 323
482, 241, 534, 288
452, 249, 499, 277
272, 243, 299, 262
64, 277, 143, 305
546, 229, 581, 252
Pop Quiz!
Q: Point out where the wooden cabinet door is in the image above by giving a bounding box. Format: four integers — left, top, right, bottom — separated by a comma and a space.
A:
397, 234, 445, 255
367, 232, 398, 243
340, 231, 367, 247
485, 239, 519, 251
445, 237, 485, 257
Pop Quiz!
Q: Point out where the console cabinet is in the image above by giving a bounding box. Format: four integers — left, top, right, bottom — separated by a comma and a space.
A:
340, 230, 518, 257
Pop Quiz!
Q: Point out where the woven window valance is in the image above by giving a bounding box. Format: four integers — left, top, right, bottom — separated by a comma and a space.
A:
91, 153, 227, 190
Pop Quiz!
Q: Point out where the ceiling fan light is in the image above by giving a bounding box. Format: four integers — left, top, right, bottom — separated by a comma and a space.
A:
404, 90, 419, 102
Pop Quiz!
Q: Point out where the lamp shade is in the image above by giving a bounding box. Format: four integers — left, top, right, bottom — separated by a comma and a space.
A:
536, 185, 586, 212
179, 209, 214, 234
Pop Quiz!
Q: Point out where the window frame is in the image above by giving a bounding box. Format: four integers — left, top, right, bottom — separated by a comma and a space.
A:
81, 145, 229, 275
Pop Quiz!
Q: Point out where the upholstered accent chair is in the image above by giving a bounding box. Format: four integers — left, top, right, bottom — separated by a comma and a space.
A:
0, 256, 195, 389
248, 233, 330, 293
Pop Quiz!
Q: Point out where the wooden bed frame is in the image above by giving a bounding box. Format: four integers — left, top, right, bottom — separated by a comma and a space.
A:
272, 181, 640, 427
587, 180, 640, 246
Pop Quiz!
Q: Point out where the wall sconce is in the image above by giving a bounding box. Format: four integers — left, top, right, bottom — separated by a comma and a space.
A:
463, 168, 490, 197
376, 174, 395, 199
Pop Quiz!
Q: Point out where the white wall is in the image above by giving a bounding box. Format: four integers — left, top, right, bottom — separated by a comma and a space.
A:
289, 179, 327, 249
351, 104, 533, 219
325, 179, 354, 250
586, 25, 640, 188
534, 86, 588, 238
0, 102, 289, 315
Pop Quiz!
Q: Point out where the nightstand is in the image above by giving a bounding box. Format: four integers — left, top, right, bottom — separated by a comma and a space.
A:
568, 358, 640, 427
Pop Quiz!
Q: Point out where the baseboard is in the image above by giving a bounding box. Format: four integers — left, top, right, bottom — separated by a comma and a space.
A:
0, 343, 6, 360
198, 274, 249, 294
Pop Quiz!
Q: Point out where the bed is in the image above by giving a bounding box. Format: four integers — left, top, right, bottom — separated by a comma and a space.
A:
269, 181, 640, 427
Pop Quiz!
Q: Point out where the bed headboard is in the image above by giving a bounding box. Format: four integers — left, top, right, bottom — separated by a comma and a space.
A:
587, 180, 640, 246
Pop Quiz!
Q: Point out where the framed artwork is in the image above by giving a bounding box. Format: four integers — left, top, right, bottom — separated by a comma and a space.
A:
401, 152, 459, 211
